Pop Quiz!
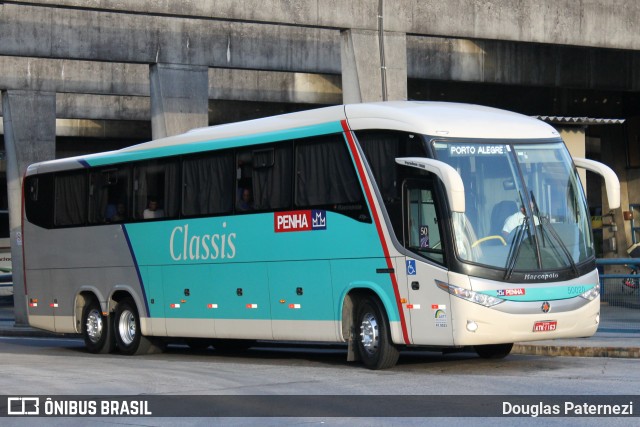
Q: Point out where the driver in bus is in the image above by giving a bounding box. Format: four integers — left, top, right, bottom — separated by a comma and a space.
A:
502, 204, 539, 238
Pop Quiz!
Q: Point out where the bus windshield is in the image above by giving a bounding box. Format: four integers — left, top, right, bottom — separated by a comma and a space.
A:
433, 140, 593, 274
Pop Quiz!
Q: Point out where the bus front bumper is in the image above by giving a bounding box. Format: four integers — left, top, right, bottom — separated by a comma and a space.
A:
449, 296, 600, 346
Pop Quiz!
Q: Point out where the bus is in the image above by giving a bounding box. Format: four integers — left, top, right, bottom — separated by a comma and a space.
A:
22, 101, 620, 369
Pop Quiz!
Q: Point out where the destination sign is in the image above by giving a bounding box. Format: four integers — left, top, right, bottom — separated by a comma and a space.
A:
449, 145, 507, 156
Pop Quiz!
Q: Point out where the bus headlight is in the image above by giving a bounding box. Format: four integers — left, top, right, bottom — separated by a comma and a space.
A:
436, 282, 504, 307
579, 284, 600, 301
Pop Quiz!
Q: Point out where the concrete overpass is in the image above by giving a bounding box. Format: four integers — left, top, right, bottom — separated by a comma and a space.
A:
2, 1, 640, 322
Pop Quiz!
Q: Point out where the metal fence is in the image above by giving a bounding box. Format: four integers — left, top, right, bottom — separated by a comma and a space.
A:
597, 258, 640, 332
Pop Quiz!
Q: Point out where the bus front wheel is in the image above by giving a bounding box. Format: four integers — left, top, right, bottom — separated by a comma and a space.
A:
474, 343, 513, 359
355, 297, 400, 370
82, 299, 114, 354
114, 298, 161, 355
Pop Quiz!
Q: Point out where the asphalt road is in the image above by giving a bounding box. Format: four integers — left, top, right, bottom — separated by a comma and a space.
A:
0, 336, 638, 426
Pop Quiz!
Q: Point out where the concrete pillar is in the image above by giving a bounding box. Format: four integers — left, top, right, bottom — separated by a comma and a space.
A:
341, 29, 407, 103
149, 63, 209, 139
2, 90, 56, 326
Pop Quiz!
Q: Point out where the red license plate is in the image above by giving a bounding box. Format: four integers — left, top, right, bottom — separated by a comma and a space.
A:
533, 320, 557, 332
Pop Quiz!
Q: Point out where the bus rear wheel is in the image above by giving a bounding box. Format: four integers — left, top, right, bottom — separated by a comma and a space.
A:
474, 343, 513, 359
355, 297, 400, 370
114, 297, 161, 355
82, 299, 114, 354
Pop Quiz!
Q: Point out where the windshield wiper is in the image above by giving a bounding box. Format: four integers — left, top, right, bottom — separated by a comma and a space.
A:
530, 191, 579, 277
504, 191, 532, 280
504, 219, 526, 280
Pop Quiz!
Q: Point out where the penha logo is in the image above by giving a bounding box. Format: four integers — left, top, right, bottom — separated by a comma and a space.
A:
497, 288, 526, 297
274, 210, 326, 233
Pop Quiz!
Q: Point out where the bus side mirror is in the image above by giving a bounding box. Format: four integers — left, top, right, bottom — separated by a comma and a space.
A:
395, 157, 465, 213
573, 157, 620, 210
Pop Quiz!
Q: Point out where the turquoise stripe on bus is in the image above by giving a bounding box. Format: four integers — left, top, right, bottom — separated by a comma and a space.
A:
84, 122, 344, 167
125, 212, 388, 321
479, 285, 597, 302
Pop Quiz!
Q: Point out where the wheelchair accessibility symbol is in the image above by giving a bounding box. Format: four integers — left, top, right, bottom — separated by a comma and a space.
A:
406, 260, 416, 276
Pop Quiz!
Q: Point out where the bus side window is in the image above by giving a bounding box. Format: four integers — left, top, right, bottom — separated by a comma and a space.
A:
55, 172, 88, 227
404, 182, 444, 265
250, 145, 291, 211
182, 151, 234, 217
89, 167, 130, 224
134, 159, 180, 220
294, 134, 362, 208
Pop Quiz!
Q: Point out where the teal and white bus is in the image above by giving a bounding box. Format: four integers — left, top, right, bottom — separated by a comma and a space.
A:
22, 102, 619, 369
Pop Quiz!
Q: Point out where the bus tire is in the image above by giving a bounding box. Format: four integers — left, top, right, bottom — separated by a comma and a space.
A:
474, 343, 513, 359
82, 299, 114, 354
355, 297, 400, 370
114, 297, 159, 355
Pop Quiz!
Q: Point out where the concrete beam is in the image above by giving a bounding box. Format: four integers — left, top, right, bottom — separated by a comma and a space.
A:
400, 0, 640, 51
0, 57, 149, 95
0, 3, 340, 73
3, 39, 638, 103
0, 56, 343, 105
210, 69, 342, 105
12, 0, 380, 31
11, 1, 640, 50
0, 119, 150, 139
407, 37, 640, 91
56, 94, 150, 121
2, 90, 56, 325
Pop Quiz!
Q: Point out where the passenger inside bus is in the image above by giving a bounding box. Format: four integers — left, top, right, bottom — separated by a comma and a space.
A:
236, 187, 254, 211
143, 197, 165, 219
106, 202, 127, 223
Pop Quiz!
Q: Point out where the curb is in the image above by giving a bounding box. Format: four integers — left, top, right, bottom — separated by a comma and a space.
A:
513, 343, 640, 358
0, 324, 74, 339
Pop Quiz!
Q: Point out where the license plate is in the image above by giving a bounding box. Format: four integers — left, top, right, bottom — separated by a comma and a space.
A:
533, 320, 557, 332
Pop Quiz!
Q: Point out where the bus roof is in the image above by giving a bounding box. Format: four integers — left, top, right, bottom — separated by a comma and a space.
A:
26, 101, 560, 174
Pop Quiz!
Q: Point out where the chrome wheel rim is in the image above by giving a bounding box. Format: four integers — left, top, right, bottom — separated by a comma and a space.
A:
85, 308, 103, 343
118, 309, 136, 346
360, 312, 379, 355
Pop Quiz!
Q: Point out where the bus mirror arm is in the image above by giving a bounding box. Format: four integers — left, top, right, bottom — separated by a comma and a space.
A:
395, 157, 465, 213
573, 157, 620, 210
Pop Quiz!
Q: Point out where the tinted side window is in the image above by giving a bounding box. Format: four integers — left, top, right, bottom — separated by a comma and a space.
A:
183, 151, 234, 217
25, 174, 55, 229
89, 167, 130, 224
54, 171, 87, 227
404, 181, 445, 265
356, 130, 429, 239
295, 134, 363, 208
236, 144, 292, 212
134, 159, 180, 220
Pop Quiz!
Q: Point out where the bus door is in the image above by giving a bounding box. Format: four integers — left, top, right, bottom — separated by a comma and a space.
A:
402, 180, 453, 346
